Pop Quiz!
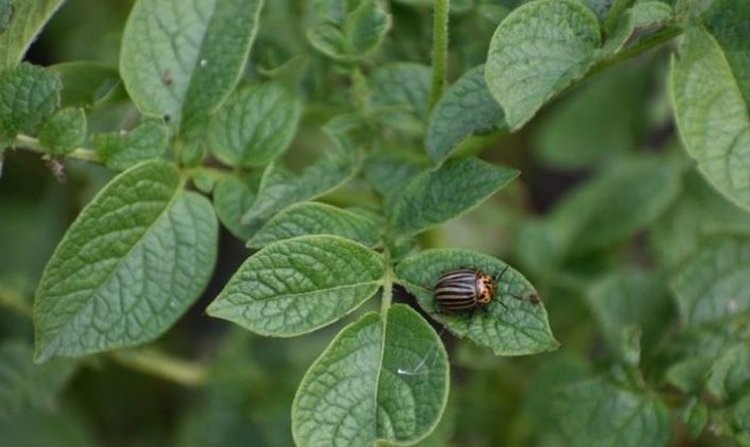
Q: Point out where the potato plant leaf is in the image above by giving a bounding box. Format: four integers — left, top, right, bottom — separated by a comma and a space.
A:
292, 304, 448, 446
207, 235, 385, 337
389, 157, 518, 237
248, 202, 381, 248
671, 0, 750, 211
120, 0, 264, 128
34, 160, 218, 362
395, 249, 558, 355
485, 0, 601, 130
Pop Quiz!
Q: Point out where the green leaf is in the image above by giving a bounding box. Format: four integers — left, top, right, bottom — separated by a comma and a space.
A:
93, 118, 169, 170
0, 63, 60, 139
671, 6, 750, 211
553, 378, 671, 447
0, 407, 96, 447
48, 62, 122, 107
395, 249, 559, 355
706, 343, 750, 402
34, 160, 218, 362
248, 202, 381, 248
586, 270, 673, 355
651, 170, 750, 270
363, 149, 430, 205
533, 64, 649, 169
426, 65, 506, 163
485, 0, 601, 130
731, 394, 750, 445
664, 320, 748, 393
120, 0, 265, 128
602, 1, 673, 56
212, 173, 261, 241
518, 156, 683, 273
368, 62, 431, 133
207, 235, 384, 336
671, 234, 750, 326
292, 304, 448, 446
0, 340, 76, 418
38, 107, 86, 155
307, 0, 391, 62
240, 148, 360, 233
389, 157, 519, 237
681, 397, 708, 440
209, 82, 301, 167
0, 0, 64, 69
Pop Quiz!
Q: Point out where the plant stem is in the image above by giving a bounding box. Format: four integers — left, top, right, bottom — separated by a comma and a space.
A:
13, 134, 102, 164
381, 271, 393, 315
429, 0, 450, 112
108, 348, 207, 387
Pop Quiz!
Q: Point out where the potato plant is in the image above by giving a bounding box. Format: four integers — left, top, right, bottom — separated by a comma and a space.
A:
1, 0, 749, 446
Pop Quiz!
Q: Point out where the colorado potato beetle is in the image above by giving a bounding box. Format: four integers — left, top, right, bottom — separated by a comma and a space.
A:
434, 266, 509, 312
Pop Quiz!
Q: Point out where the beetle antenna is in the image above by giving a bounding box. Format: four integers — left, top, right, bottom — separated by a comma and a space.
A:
397, 327, 446, 376
493, 265, 510, 284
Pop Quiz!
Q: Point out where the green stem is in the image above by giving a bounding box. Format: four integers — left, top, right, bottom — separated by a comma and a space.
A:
108, 348, 207, 388
381, 271, 393, 315
591, 25, 684, 76
428, 0, 450, 111
13, 134, 102, 164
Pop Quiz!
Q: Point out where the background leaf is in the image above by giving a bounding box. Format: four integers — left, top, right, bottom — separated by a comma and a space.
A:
212, 173, 261, 241
532, 63, 649, 169
307, 0, 391, 62
0, 0, 64, 69
240, 148, 360, 233
209, 82, 301, 167
650, 170, 750, 270
292, 304, 448, 447
485, 0, 601, 129
248, 202, 381, 248
671, 1, 750, 211
553, 378, 671, 447
426, 65, 506, 163
368, 62, 431, 134
34, 160, 218, 361
671, 234, 750, 327
0, 340, 76, 418
120, 0, 265, 128
395, 249, 559, 355
48, 62, 122, 108
389, 157, 518, 237
207, 235, 385, 337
